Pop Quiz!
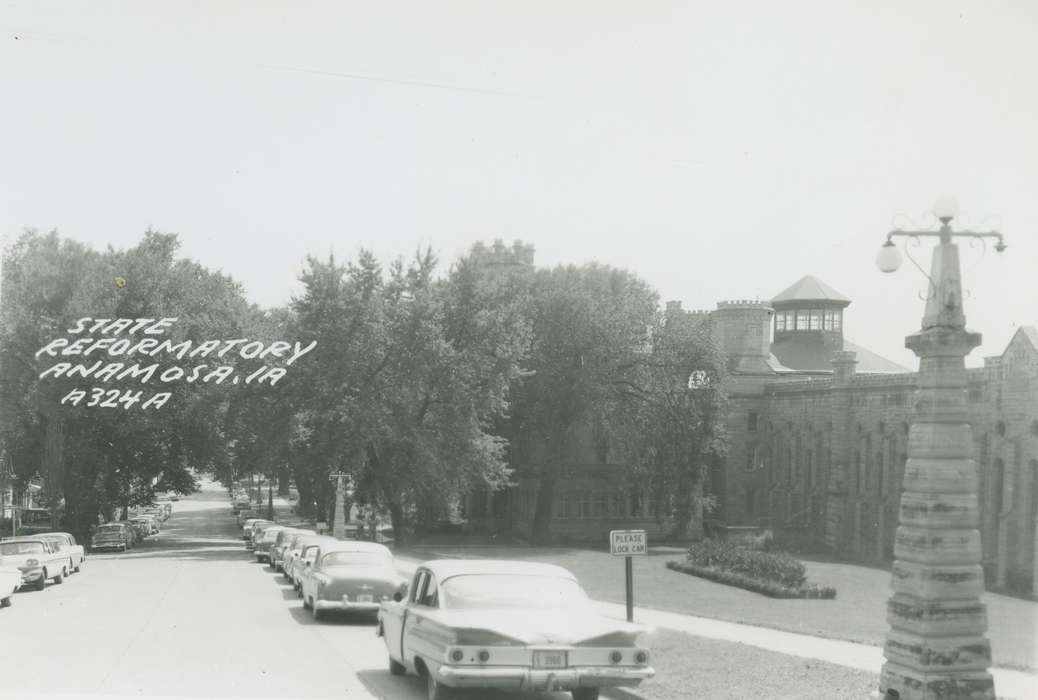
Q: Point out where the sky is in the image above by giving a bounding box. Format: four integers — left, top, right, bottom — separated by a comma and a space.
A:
2, 1, 1036, 369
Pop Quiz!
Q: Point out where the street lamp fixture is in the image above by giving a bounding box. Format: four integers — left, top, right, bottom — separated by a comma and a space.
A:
877, 198, 1005, 700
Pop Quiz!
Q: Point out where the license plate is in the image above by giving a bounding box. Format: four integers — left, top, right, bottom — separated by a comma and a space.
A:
532, 651, 567, 669
356, 594, 374, 603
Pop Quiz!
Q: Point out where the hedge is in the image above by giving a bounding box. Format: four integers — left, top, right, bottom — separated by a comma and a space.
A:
666, 559, 837, 599
685, 538, 807, 588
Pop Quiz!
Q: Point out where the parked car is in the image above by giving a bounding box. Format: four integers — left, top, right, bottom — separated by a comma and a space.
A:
246, 520, 276, 551
35, 532, 85, 574
286, 536, 338, 589
300, 541, 406, 621
131, 515, 160, 536
90, 523, 133, 552
0, 538, 69, 590
240, 517, 265, 539
123, 519, 149, 542
253, 525, 287, 563
0, 563, 19, 607
232, 494, 251, 512
378, 560, 654, 700
270, 528, 313, 572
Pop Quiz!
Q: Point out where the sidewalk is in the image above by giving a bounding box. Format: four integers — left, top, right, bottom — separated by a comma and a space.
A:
393, 553, 1037, 700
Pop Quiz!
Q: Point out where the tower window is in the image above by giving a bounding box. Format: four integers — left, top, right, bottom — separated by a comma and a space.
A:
808, 311, 821, 330
775, 314, 787, 332
796, 310, 809, 329
748, 412, 759, 432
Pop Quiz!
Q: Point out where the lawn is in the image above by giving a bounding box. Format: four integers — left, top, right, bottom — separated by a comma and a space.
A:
630, 627, 877, 700
402, 544, 1037, 672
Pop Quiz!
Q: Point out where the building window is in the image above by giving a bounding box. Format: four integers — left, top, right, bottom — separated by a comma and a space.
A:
796, 310, 809, 330
775, 313, 787, 332
748, 411, 759, 432
968, 387, 983, 403
593, 492, 606, 518
808, 311, 821, 330
996, 421, 1006, 437
647, 494, 658, 519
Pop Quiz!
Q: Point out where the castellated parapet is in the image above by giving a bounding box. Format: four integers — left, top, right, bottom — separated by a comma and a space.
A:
713, 299, 774, 374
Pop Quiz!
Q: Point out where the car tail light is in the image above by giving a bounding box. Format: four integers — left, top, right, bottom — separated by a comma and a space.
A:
610, 651, 622, 664
635, 651, 648, 664
26, 558, 39, 567
450, 650, 464, 662
478, 650, 490, 663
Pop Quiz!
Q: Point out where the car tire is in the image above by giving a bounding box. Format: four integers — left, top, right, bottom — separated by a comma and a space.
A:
571, 690, 599, 700
389, 656, 406, 676
34, 572, 47, 591
53, 568, 65, 584
426, 672, 451, 700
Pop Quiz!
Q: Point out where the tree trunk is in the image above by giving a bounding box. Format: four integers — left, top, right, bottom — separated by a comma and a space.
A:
277, 467, 290, 497
531, 469, 558, 545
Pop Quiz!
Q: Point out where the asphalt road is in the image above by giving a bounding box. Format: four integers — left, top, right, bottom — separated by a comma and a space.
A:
0, 481, 580, 700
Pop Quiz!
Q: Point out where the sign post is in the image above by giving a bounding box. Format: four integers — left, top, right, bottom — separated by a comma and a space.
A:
610, 529, 646, 623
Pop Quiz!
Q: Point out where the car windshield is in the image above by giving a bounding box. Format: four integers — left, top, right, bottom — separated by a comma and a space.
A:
440, 574, 590, 611
320, 551, 391, 568
261, 529, 283, 542
0, 541, 44, 555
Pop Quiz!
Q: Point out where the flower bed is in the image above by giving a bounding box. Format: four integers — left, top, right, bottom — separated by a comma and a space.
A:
667, 540, 837, 599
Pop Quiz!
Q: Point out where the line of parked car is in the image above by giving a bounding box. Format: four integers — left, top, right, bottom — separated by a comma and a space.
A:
0, 498, 178, 610
0, 531, 86, 608
227, 489, 655, 700
90, 500, 174, 552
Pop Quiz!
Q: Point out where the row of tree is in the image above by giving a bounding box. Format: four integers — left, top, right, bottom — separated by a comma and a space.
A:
0, 233, 728, 543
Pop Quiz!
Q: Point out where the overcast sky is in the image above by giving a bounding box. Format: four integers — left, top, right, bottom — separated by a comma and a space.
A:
2, 1, 1036, 369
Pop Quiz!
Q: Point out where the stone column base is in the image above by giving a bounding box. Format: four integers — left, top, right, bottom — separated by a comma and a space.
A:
880, 662, 994, 700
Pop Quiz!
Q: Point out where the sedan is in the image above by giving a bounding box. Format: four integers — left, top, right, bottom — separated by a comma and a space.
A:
90, 523, 133, 552
300, 542, 406, 621
378, 560, 654, 700
0, 539, 69, 590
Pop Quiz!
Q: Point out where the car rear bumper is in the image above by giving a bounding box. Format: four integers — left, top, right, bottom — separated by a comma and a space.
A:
313, 599, 382, 612
436, 664, 655, 691
91, 543, 126, 551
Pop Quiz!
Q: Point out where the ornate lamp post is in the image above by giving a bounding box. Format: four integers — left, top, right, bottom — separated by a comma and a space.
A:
876, 197, 1005, 700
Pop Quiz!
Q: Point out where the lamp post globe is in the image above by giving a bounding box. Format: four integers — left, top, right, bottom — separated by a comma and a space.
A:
876, 240, 902, 273
933, 195, 959, 223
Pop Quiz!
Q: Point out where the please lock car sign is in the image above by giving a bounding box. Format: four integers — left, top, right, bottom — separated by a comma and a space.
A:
610, 529, 647, 556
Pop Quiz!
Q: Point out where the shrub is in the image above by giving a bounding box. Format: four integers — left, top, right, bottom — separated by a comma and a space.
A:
685, 538, 806, 589
666, 560, 836, 599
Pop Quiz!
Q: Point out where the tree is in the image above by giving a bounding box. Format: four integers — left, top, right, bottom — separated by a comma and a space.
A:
507, 264, 659, 544
609, 312, 729, 538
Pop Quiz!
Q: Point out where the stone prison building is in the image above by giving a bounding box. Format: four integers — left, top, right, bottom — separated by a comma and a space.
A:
460, 250, 1037, 595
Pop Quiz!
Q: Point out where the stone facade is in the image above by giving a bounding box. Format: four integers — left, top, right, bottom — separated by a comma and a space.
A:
694, 283, 1038, 596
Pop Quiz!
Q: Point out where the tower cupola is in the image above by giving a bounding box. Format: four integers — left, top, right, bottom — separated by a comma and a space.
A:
771, 275, 850, 343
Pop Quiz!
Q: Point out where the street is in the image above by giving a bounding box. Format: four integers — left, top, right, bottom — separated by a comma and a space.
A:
0, 482, 576, 700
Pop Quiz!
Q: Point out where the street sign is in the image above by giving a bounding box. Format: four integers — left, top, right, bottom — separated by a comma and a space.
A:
610, 530, 647, 623
610, 529, 647, 556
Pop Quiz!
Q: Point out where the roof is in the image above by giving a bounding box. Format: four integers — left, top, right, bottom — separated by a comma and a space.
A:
420, 559, 578, 582
770, 334, 912, 374
315, 541, 393, 556
771, 275, 851, 306
1011, 326, 1038, 352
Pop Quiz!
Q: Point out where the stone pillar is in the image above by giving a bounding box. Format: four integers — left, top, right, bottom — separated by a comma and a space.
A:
880, 229, 995, 700
331, 474, 347, 540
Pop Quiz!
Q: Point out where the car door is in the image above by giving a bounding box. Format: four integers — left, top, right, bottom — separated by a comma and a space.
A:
45, 541, 65, 573
401, 569, 437, 667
